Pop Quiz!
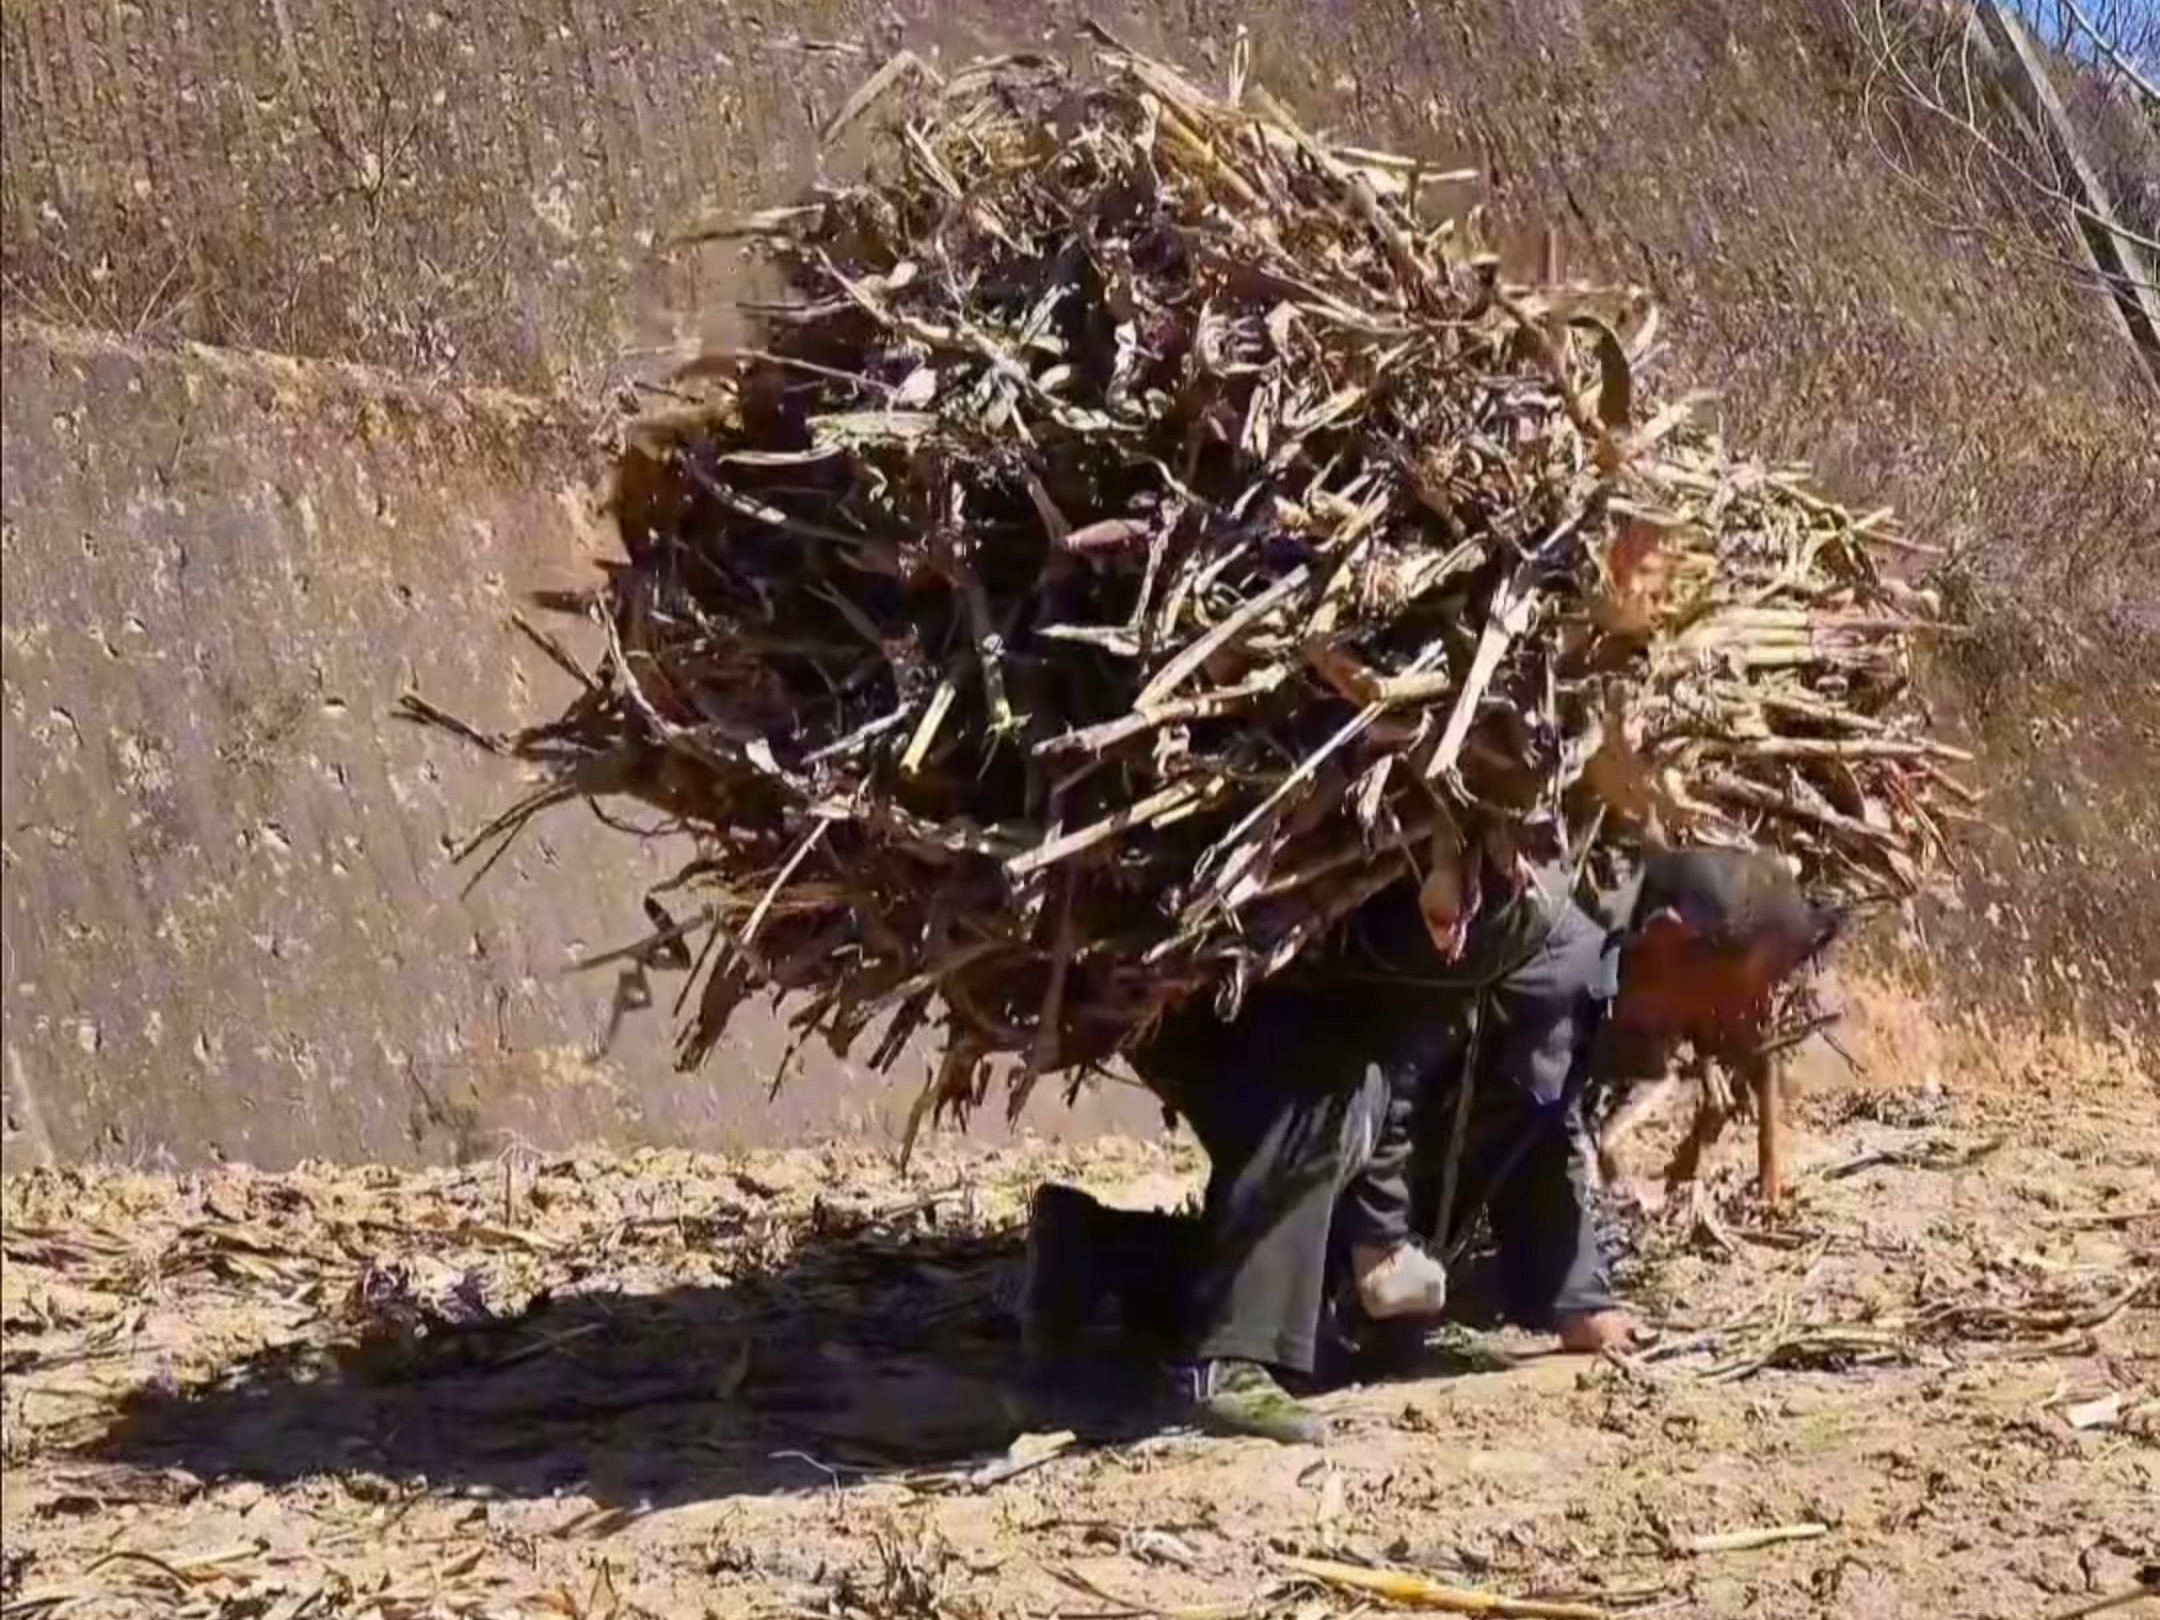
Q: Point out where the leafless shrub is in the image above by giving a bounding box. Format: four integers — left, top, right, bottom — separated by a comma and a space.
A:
1845, 0, 2158, 311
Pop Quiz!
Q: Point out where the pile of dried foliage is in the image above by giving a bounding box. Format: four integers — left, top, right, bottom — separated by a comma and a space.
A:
413, 37, 1968, 1129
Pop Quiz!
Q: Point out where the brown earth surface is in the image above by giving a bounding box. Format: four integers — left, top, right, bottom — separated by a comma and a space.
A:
4, 0, 2157, 1169
3, 978, 2155, 1620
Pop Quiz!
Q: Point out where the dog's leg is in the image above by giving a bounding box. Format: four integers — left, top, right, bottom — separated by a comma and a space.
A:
1659, 1057, 1732, 1195
1747, 1053, 1787, 1209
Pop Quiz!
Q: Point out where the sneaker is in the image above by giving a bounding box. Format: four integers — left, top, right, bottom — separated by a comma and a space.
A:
1352, 1240, 1449, 1321
1018, 1184, 1114, 1374
1168, 1359, 1326, 1445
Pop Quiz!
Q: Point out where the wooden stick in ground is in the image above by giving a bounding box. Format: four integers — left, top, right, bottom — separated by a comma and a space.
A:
1752, 1054, 1787, 1209
1277, 1556, 1612, 1619
1431, 991, 1487, 1257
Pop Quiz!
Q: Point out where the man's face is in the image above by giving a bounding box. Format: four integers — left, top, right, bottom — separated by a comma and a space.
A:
1610, 914, 1797, 1057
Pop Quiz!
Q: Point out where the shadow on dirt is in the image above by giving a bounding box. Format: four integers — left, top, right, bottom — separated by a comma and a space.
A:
84, 1199, 1541, 1507
86, 1213, 1132, 1506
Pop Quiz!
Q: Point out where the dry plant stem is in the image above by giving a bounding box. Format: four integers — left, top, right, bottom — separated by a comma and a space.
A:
1278, 1555, 1613, 1619
2061, 0, 2160, 105
1134, 564, 1314, 709
1014, 868, 1081, 1119
1045, 1560, 1248, 1620
900, 671, 960, 776
1034, 669, 1288, 759
1679, 1523, 1831, 1555
1005, 780, 1218, 881
739, 821, 832, 962
1424, 566, 1537, 784
2040, 1582, 2160, 1620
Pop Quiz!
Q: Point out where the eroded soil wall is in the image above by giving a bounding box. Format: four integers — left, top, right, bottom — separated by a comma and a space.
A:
0, 325, 1157, 1167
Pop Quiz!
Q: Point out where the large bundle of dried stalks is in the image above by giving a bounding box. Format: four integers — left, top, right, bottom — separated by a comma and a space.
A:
416, 37, 1967, 1130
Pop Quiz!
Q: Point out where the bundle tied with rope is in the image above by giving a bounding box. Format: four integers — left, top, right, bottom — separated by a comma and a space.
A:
407, 36, 1969, 1148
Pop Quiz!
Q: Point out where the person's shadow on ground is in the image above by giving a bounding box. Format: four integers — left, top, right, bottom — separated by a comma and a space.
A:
86, 1203, 1141, 1508
85, 1197, 1542, 1509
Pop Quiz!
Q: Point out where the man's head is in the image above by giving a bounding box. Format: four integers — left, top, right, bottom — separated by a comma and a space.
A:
1609, 847, 1840, 1055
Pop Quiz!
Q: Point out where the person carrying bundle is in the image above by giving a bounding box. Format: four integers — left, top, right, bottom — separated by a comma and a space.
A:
1017, 840, 1839, 1445
425, 57, 1957, 1425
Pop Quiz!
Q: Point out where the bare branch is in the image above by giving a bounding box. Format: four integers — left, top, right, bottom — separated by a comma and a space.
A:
2060, 0, 2160, 107
1846, 0, 2160, 280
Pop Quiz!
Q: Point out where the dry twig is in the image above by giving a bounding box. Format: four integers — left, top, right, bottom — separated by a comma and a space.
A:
1278, 1554, 1614, 1618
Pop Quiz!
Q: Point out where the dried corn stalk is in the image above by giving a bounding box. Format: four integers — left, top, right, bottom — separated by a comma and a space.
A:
418, 39, 1965, 1131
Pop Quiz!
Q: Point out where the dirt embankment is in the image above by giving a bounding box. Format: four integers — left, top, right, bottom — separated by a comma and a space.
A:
0, 324, 1159, 1169
2, 0, 2154, 1171
7, 0, 2152, 604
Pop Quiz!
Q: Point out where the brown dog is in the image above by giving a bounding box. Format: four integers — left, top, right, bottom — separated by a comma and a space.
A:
1596, 1050, 1790, 1211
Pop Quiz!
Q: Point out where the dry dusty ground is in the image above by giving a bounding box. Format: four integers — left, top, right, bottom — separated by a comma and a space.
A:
2, 981, 2155, 1620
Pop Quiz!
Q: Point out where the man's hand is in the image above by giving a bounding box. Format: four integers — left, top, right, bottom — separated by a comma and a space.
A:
1353, 1241, 1449, 1321
1418, 841, 1482, 962
1556, 1308, 1637, 1353
1602, 1173, 1667, 1216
